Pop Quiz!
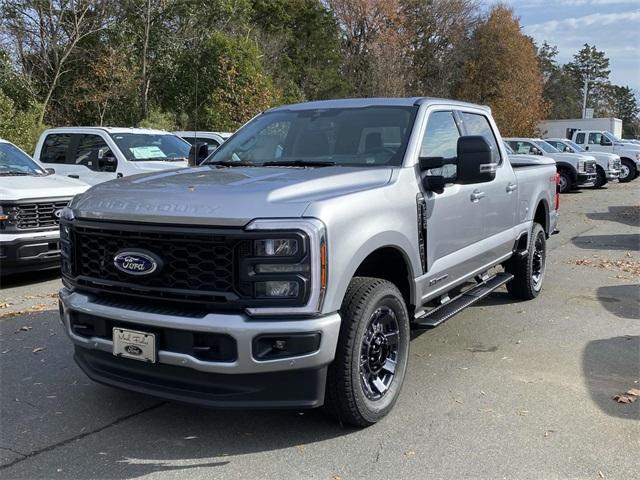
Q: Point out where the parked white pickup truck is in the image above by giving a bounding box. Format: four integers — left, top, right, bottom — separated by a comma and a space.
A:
0, 138, 89, 274
544, 138, 620, 188
174, 131, 232, 154
504, 138, 597, 193
571, 130, 640, 182
33, 127, 191, 185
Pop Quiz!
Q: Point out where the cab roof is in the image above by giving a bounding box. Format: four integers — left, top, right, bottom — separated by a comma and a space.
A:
41, 126, 173, 135
269, 97, 490, 112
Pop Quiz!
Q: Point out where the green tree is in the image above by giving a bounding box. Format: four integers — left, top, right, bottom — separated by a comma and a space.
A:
536, 42, 581, 119
606, 85, 640, 137
455, 5, 548, 136
252, 0, 348, 101
566, 44, 610, 116
0, 92, 45, 153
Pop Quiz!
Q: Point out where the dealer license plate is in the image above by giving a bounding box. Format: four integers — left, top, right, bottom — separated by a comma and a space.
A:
112, 327, 156, 363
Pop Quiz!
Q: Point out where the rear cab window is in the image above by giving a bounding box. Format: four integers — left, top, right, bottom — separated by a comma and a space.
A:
575, 132, 586, 145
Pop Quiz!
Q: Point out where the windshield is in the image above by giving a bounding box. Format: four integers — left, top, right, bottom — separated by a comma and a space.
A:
564, 139, 585, 152
110, 133, 191, 162
534, 140, 559, 154
0, 142, 47, 176
205, 106, 418, 167
604, 132, 621, 142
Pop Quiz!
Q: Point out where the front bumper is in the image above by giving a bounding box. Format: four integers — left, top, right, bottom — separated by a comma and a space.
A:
605, 168, 620, 180
59, 289, 341, 408
576, 172, 597, 187
0, 231, 61, 274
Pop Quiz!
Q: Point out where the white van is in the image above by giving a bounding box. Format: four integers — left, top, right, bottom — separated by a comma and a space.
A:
0, 138, 89, 274
33, 127, 191, 185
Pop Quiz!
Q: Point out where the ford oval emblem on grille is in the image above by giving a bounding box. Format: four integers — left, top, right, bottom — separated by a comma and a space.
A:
113, 250, 160, 276
53, 209, 62, 219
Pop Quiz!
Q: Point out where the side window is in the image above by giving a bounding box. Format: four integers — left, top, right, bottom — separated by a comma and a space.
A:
74, 134, 115, 172
40, 134, 72, 164
588, 132, 602, 145
575, 132, 586, 144
459, 112, 501, 163
421, 111, 460, 180
510, 141, 535, 155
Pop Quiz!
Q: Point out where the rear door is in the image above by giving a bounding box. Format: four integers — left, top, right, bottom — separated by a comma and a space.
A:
458, 110, 518, 262
418, 109, 485, 296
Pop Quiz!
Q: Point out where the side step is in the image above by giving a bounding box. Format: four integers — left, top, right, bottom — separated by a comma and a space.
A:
412, 272, 514, 330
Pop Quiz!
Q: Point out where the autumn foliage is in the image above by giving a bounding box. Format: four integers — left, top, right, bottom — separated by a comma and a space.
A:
455, 5, 549, 136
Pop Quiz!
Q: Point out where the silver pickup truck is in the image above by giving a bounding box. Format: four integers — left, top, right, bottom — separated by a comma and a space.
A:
58, 98, 558, 426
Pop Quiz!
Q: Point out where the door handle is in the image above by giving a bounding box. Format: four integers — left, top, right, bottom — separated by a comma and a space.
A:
67, 174, 80, 179
506, 183, 518, 193
470, 190, 486, 202
116, 172, 123, 178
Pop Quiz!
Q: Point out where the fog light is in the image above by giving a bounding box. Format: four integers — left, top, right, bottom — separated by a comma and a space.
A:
255, 280, 299, 298
255, 238, 298, 257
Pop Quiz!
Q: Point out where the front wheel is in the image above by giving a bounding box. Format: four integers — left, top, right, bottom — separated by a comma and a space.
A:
618, 159, 637, 183
593, 166, 608, 188
558, 170, 571, 193
506, 223, 547, 300
324, 277, 410, 427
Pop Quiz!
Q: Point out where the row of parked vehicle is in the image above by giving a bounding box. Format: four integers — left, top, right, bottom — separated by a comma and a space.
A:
2, 97, 639, 426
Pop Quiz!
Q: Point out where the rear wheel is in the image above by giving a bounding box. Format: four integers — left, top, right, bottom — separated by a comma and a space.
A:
506, 223, 546, 300
325, 277, 410, 427
618, 159, 636, 183
593, 166, 608, 188
557, 169, 571, 193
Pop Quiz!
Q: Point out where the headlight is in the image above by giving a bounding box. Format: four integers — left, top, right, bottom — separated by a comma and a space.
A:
255, 238, 299, 257
243, 219, 327, 316
577, 160, 586, 172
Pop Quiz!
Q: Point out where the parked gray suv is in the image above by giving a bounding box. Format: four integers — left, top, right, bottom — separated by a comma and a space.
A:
58, 98, 558, 426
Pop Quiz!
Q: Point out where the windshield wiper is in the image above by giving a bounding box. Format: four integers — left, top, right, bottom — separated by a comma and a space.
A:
0, 170, 30, 176
262, 160, 336, 167
209, 160, 258, 167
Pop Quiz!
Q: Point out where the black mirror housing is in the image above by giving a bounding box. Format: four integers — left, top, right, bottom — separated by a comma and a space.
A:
421, 174, 445, 193
456, 136, 496, 185
45, 167, 55, 175
189, 142, 209, 166
418, 156, 444, 171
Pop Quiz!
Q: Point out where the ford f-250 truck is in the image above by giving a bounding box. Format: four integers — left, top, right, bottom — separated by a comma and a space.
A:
58, 98, 558, 426
570, 130, 640, 182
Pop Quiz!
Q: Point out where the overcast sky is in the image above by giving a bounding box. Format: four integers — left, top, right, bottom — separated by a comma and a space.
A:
490, 0, 640, 91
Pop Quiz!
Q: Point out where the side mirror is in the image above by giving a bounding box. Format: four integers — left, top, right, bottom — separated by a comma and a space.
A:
418, 156, 446, 193
456, 136, 496, 184
45, 167, 55, 175
189, 142, 209, 166
97, 155, 117, 172
600, 137, 612, 146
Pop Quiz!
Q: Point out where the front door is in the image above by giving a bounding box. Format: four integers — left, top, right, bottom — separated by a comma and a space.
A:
417, 110, 485, 301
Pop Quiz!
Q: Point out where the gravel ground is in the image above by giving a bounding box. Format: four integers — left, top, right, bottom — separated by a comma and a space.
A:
1, 181, 638, 480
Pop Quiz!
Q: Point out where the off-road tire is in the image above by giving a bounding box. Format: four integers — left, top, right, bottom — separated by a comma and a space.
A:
324, 277, 410, 427
506, 223, 546, 300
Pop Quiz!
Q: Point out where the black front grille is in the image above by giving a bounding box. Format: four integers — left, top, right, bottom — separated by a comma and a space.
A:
585, 161, 597, 174
68, 221, 249, 305
2, 200, 70, 230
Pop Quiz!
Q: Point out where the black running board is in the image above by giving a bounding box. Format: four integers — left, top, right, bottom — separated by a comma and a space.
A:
412, 272, 514, 329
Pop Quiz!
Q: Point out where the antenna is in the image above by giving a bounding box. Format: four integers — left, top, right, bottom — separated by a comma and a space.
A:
193, 66, 199, 166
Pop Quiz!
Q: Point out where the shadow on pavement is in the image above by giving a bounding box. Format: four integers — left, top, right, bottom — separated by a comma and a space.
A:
0, 309, 353, 478
597, 285, 640, 319
586, 206, 640, 228
571, 233, 640, 251
582, 335, 640, 420
0, 268, 61, 289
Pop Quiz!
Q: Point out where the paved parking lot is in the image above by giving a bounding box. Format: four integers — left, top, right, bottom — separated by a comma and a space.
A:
1, 182, 638, 479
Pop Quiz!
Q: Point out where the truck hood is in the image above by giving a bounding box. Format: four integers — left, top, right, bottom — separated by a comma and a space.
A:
71, 165, 394, 226
586, 151, 619, 162
508, 154, 556, 166
551, 152, 595, 162
0, 173, 90, 201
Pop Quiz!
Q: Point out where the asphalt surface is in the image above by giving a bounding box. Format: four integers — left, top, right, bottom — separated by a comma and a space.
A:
1, 181, 638, 479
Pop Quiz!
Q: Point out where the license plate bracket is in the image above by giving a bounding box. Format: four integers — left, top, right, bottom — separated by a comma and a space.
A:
112, 327, 156, 363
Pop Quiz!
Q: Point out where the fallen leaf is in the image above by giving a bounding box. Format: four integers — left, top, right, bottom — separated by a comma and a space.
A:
32, 347, 45, 353
404, 450, 415, 458
598, 470, 605, 478
516, 409, 529, 416
0, 302, 11, 309
16, 326, 32, 332
613, 388, 639, 404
